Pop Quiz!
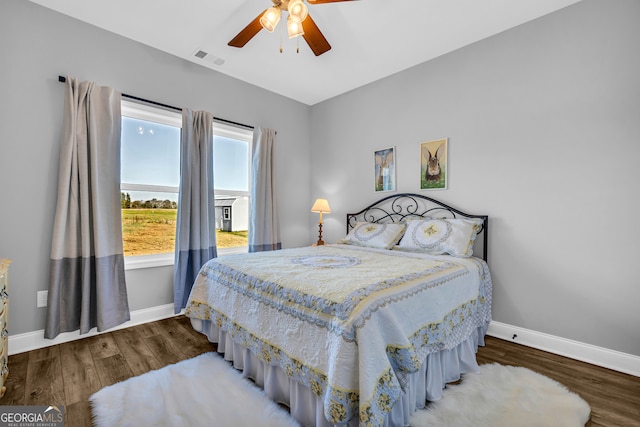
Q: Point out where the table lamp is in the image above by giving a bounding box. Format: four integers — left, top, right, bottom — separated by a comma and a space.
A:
311, 198, 331, 245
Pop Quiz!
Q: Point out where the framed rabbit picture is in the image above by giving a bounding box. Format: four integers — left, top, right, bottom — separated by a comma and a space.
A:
374, 147, 396, 192
420, 138, 448, 190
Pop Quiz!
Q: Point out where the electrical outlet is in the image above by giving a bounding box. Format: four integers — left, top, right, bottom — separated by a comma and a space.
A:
37, 290, 48, 308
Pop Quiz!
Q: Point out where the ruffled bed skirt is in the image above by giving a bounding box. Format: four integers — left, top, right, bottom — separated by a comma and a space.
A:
191, 318, 488, 427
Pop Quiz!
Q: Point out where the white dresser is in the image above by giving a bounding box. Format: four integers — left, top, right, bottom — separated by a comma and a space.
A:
0, 259, 9, 398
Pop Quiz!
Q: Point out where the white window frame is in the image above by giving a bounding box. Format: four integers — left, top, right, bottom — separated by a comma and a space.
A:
213, 120, 253, 256
121, 101, 253, 269
121, 100, 182, 270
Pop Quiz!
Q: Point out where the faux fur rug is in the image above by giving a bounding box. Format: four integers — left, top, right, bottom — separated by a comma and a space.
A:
89, 352, 300, 427
410, 363, 591, 427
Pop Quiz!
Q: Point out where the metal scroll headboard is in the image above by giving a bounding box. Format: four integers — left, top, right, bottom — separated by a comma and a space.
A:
345, 193, 489, 261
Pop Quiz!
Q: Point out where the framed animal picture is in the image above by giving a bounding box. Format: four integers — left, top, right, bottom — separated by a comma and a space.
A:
374, 147, 396, 192
420, 138, 448, 190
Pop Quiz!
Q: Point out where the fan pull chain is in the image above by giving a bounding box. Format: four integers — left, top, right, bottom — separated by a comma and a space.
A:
280, 23, 283, 53
296, 36, 300, 53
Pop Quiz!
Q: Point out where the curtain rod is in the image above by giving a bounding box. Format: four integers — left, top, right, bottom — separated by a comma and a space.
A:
57, 76, 254, 130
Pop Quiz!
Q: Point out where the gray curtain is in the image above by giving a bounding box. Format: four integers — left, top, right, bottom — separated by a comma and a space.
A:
173, 109, 217, 313
45, 77, 130, 339
249, 128, 282, 252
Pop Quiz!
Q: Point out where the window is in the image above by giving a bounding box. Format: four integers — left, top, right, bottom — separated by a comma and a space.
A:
120, 100, 252, 269
120, 101, 181, 269
212, 123, 253, 255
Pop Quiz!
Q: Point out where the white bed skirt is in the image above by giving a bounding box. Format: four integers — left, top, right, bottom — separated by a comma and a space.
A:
191, 318, 488, 427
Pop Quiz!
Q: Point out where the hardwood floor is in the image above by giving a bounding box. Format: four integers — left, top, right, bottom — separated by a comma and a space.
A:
3, 317, 639, 426
3, 316, 216, 426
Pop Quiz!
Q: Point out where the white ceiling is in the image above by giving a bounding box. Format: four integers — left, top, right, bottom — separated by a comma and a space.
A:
30, 0, 582, 106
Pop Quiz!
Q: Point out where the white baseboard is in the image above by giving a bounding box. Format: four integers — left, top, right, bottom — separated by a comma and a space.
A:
487, 321, 640, 378
9, 309, 640, 378
8, 304, 178, 356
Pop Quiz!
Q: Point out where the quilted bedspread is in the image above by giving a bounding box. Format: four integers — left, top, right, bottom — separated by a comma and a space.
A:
185, 244, 492, 426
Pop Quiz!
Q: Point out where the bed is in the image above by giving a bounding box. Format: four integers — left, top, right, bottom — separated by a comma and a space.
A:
185, 193, 492, 427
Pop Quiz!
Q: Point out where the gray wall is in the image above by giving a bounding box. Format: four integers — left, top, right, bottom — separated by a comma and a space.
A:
310, 0, 640, 356
0, 0, 311, 335
2, 0, 639, 360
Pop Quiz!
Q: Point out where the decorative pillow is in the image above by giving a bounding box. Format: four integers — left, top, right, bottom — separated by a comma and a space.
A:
338, 222, 406, 250
397, 217, 483, 257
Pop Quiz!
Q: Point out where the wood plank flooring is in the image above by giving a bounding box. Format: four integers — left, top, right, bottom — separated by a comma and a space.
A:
3, 316, 639, 426
3, 316, 216, 426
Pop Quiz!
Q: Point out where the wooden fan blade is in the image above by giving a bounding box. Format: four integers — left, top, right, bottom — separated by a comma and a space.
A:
308, 0, 357, 4
301, 15, 331, 56
228, 10, 267, 48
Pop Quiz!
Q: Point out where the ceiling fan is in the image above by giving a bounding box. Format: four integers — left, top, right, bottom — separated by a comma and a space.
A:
228, 0, 356, 56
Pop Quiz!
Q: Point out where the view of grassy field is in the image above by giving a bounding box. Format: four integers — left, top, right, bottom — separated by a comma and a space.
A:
122, 209, 248, 256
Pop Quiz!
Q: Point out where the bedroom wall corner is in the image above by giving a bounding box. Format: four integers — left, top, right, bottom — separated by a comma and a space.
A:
0, 0, 312, 337
309, 0, 640, 360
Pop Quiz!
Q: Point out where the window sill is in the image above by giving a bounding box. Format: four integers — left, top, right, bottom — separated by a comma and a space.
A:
125, 253, 173, 270
124, 246, 249, 270
218, 246, 249, 256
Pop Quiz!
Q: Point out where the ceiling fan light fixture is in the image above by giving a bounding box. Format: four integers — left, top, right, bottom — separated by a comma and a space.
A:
287, 16, 305, 38
288, 0, 308, 23
260, 7, 281, 32
228, 0, 334, 56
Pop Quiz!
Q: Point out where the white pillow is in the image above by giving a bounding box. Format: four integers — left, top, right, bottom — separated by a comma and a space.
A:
339, 222, 406, 250
397, 218, 483, 257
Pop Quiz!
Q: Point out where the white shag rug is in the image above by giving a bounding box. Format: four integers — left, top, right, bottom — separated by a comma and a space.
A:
90, 352, 300, 427
410, 363, 591, 427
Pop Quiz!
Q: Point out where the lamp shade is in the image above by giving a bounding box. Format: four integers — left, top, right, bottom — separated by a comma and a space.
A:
287, 17, 304, 39
260, 7, 281, 32
288, 0, 308, 23
311, 198, 330, 245
311, 198, 331, 213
